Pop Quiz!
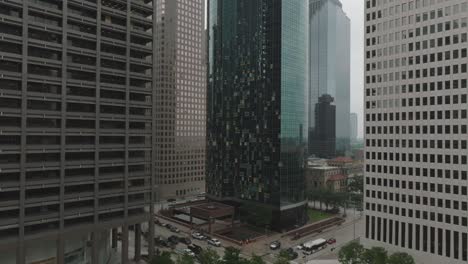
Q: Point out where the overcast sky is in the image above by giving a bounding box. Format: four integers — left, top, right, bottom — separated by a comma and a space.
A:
204, 0, 364, 137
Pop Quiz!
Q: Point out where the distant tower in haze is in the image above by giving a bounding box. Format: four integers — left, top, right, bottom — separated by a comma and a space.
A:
309, 0, 350, 154
310, 94, 336, 158
350, 112, 358, 141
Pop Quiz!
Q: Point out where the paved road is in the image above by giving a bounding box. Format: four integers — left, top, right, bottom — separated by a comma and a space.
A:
117, 204, 364, 264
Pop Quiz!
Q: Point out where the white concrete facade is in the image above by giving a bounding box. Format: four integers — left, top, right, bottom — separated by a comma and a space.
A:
364, 0, 468, 263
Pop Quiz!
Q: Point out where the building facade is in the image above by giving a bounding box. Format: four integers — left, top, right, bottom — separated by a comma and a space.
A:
0, 0, 156, 263
154, 0, 206, 200
309, 0, 351, 154
364, 0, 468, 263
207, 0, 309, 230
305, 166, 346, 193
310, 94, 336, 158
350, 112, 358, 141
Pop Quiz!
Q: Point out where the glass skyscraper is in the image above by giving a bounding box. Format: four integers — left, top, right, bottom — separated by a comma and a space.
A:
207, 0, 309, 229
309, 0, 351, 155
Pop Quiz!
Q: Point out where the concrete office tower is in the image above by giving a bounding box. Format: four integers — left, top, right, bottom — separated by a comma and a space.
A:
0, 0, 156, 263
309, 0, 351, 155
310, 94, 336, 158
154, 0, 206, 200
350, 112, 358, 141
207, 0, 309, 230
364, 0, 468, 263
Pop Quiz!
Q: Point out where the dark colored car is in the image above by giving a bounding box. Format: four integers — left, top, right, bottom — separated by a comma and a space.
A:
327, 238, 337, 244
179, 237, 192, 245
285, 248, 298, 260
168, 235, 179, 245
154, 236, 169, 247
188, 244, 203, 255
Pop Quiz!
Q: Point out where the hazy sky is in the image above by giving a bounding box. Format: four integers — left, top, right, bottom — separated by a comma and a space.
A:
204, 0, 365, 137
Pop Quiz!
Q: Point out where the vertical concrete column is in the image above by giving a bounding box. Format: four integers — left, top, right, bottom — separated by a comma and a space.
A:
134, 224, 141, 261
91, 232, 98, 264
208, 217, 212, 235
121, 225, 129, 264
17, 244, 25, 264
111, 228, 118, 249
190, 213, 193, 230
57, 237, 65, 264
148, 219, 155, 258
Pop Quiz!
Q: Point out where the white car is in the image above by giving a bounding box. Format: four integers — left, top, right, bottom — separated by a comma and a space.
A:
208, 238, 221, 247
183, 249, 195, 257
191, 232, 204, 240
296, 244, 304, 251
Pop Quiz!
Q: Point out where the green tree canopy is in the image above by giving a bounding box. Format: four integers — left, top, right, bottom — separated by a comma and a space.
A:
338, 241, 365, 264
177, 254, 195, 264
249, 255, 266, 264
198, 248, 221, 264
387, 252, 415, 264
273, 256, 290, 264
151, 251, 174, 264
223, 247, 243, 264
362, 247, 387, 264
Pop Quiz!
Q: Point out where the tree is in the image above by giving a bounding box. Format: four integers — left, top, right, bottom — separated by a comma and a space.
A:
177, 254, 195, 264
249, 255, 266, 264
223, 247, 243, 264
362, 247, 387, 264
273, 257, 289, 264
338, 241, 365, 264
278, 250, 291, 260
347, 175, 363, 193
150, 251, 174, 264
387, 252, 415, 264
198, 248, 221, 264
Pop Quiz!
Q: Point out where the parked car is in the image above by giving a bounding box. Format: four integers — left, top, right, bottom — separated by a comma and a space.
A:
191, 232, 205, 240
284, 248, 298, 260
188, 244, 203, 255
179, 237, 192, 245
296, 243, 304, 251
183, 249, 195, 257
170, 226, 180, 233
208, 238, 221, 247
269, 241, 281, 250
154, 236, 169, 247
327, 238, 337, 245
165, 224, 173, 229
154, 218, 162, 226
168, 235, 179, 245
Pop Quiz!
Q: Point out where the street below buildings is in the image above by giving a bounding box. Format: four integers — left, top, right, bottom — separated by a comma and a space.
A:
115, 203, 364, 264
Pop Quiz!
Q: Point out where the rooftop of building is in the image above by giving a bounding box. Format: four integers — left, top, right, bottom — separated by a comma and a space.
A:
327, 174, 347, 181
307, 166, 340, 170
328, 156, 354, 163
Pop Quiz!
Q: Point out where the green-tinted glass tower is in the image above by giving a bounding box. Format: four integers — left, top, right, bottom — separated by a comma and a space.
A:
207, 0, 309, 230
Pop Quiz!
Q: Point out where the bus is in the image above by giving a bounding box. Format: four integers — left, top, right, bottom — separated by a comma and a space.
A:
303, 238, 327, 254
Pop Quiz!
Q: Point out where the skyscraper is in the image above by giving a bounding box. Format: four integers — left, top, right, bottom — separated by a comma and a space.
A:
310, 94, 336, 158
207, 0, 309, 230
0, 1, 156, 263
309, 0, 351, 154
364, 0, 468, 263
350, 112, 358, 141
154, 0, 206, 200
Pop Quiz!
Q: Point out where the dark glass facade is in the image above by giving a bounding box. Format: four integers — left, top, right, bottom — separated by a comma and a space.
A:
207, 0, 309, 230
310, 94, 336, 158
